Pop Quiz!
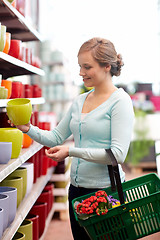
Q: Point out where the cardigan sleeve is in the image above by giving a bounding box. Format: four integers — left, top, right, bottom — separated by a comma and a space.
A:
27, 105, 73, 148
69, 93, 134, 164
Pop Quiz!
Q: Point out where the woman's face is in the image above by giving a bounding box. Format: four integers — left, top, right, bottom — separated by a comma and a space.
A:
78, 51, 109, 88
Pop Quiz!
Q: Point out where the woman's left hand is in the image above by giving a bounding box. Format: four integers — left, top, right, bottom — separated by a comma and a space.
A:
45, 145, 69, 162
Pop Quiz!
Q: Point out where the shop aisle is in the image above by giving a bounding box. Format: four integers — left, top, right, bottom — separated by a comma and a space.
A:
44, 168, 160, 240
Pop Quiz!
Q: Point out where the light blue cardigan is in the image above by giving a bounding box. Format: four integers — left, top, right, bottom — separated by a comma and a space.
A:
27, 88, 134, 188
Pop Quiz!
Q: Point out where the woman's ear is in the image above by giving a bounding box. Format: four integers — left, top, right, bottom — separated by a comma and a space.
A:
105, 64, 111, 72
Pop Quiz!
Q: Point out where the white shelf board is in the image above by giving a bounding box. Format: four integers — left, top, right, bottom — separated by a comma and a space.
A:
1, 167, 54, 240
0, 52, 45, 78
0, 97, 45, 108
0, 141, 43, 182
53, 183, 70, 196
51, 168, 70, 182
54, 201, 69, 211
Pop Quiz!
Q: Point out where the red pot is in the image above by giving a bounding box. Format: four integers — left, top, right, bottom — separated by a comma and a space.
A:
29, 201, 47, 238
44, 182, 54, 210
37, 190, 52, 216
8, 40, 22, 59
26, 214, 39, 240
10, 81, 22, 98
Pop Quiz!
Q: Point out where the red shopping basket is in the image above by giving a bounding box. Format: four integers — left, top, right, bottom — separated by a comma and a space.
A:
72, 149, 160, 240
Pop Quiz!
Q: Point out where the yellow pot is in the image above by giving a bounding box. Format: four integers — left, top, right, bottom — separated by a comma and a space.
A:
7, 98, 32, 125
9, 167, 27, 199
18, 219, 33, 240
0, 176, 23, 207
0, 128, 23, 158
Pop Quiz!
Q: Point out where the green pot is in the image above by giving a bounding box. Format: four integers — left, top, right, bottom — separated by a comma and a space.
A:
0, 128, 23, 158
0, 25, 6, 52
7, 98, 32, 125
0, 176, 23, 207
18, 219, 33, 240
9, 167, 27, 199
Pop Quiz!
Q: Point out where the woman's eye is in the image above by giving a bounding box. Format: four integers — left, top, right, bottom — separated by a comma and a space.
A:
85, 66, 91, 70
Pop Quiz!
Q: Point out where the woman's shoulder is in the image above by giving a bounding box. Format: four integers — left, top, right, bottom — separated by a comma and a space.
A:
116, 88, 132, 101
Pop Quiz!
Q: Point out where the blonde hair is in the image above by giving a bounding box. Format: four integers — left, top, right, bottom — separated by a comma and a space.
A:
78, 37, 124, 76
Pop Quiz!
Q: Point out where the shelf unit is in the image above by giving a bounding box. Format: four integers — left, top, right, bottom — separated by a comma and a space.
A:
0, 0, 42, 42
0, 52, 44, 79
0, 2, 54, 239
1, 167, 54, 240
0, 141, 43, 182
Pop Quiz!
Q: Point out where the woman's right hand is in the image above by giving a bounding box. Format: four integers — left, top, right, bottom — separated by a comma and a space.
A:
8, 120, 31, 133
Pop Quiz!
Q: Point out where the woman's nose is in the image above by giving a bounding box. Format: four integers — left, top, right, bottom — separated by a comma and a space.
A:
79, 69, 85, 76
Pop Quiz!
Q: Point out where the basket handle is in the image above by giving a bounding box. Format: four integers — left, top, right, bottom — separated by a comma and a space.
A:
105, 149, 125, 205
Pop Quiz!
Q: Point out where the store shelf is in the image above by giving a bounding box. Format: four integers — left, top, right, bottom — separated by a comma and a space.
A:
0, 141, 43, 182
51, 167, 70, 182
0, 0, 42, 42
0, 52, 45, 79
0, 97, 45, 108
54, 201, 69, 211
39, 204, 56, 240
53, 183, 70, 196
1, 167, 54, 240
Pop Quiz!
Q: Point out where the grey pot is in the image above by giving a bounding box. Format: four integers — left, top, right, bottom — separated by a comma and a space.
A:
0, 193, 9, 231
0, 186, 17, 225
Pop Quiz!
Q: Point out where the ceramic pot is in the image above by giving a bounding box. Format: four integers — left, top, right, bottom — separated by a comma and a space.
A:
0, 186, 17, 225
21, 162, 34, 197
0, 176, 23, 207
0, 193, 9, 231
44, 182, 54, 210
0, 208, 4, 239
0, 142, 12, 164
26, 214, 39, 240
22, 133, 32, 148
0, 86, 5, 99
7, 98, 32, 125
18, 219, 33, 240
3, 32, 11, 54
29, 201, 47, 238
10, 81, 23, 99
9, 167, 27, 199
12, 231, 25, 240
0, 25, 6, 52
8, 39, 22, 59
37, 190, 52, 216
0, 128, 23, 159
1, 79, 12, 99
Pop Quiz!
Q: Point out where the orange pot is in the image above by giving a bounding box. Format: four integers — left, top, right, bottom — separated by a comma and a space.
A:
3, 32, 11, 54
1, 79, 12, 99
22, 133, 32, 148
11, 0, 17, 8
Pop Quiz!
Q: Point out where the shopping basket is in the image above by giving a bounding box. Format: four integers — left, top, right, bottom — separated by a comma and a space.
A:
72, 149, 160, 240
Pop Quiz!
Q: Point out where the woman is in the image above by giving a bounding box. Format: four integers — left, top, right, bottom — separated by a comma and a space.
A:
10, 38, 134, 240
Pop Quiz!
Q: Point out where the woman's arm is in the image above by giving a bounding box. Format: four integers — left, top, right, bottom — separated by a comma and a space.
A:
27, 106, 73, 148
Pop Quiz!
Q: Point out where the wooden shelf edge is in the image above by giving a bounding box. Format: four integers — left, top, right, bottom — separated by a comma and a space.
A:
0, 52, 45, 77
0, 0, 42, 42
0, 142, 43, 182
1, 167, 54, 240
